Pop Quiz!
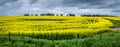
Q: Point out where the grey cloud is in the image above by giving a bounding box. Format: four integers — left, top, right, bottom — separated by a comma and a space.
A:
62, 0, 104, 7
62, 0, 120, 9
0, 0, 120, 15
112, 9, 120, 12
0, 0, 17, 6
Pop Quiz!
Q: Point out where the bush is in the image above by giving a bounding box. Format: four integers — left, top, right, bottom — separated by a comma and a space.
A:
92, 37, 120, 47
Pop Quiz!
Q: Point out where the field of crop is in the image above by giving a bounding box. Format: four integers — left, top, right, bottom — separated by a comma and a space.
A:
104, 17, 120, 28
104, 17, 120, 21
0, 16, 114, 40
0, 16, 120, 47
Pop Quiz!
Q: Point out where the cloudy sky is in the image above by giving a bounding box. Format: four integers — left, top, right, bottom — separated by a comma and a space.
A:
0, 0, 120, 16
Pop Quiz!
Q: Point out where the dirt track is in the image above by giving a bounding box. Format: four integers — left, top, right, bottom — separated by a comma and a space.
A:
112, 28, 120, 31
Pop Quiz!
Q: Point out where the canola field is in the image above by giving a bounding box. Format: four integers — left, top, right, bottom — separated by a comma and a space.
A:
0, 16, 114, 40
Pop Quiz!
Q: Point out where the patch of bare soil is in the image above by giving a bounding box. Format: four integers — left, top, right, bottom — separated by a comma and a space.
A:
112, 28, 120, 31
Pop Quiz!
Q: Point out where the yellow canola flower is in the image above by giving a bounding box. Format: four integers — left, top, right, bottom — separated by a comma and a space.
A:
0, 16, 113, 37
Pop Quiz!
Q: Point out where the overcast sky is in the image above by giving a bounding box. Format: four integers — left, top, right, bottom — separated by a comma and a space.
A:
0, 0, 120, 16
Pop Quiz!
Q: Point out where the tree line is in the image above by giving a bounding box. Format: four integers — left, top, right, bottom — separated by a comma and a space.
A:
24, 13, 76, 16
24, 13, 118, 17
81, 14, 117, 17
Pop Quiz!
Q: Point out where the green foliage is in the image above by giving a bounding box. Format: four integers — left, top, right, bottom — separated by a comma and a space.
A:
0, 31, 120, 47
92, 37, 120, 47
111, 20, 120, 28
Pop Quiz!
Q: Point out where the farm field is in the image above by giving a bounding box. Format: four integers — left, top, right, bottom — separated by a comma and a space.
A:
0, 16, 120, 47
0, 16, 113, 39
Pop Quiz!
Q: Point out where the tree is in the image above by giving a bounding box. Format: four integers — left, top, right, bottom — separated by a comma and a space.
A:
67, 14, 76, 16
40, 14, 45, 16
60, 14, 63, 16
24, 14, 30, 16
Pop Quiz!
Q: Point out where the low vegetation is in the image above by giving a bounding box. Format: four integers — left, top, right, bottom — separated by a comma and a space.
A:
0, 31, 120, 47
0, 16, 120, 47
0, 16, 113, 40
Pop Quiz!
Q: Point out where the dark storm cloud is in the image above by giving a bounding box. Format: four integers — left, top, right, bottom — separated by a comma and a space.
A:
0, 0, 120, 15
62, 0, 104, 7
30, 0, 38, 4
63, 0, 102, 4
101, 3, 120, 9
0, 0, 17, 6
112, 9, 120, 12
62, 0, 120, 9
